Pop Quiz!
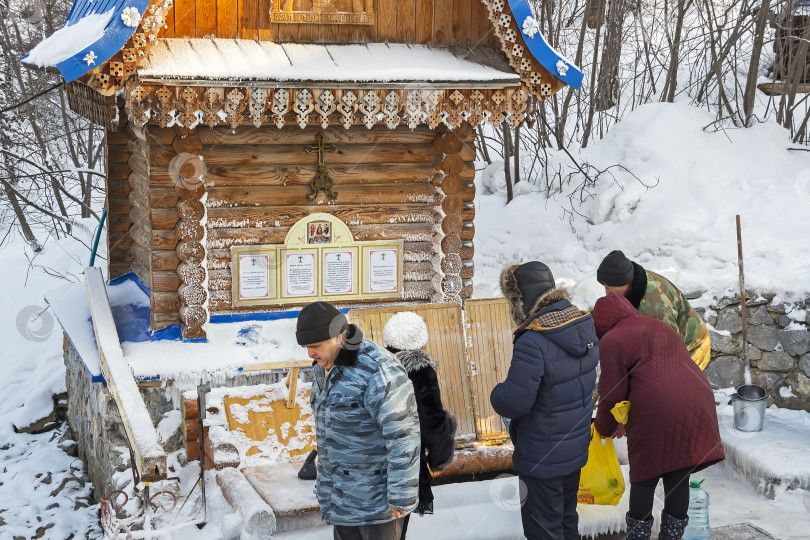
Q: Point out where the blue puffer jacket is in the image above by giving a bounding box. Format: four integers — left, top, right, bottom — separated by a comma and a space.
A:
490, 289, 599, 479
311, 325, 420, 526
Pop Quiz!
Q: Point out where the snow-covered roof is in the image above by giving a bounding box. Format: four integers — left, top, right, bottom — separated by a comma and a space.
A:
22, 0, 152, 82
137, 40, 521, 87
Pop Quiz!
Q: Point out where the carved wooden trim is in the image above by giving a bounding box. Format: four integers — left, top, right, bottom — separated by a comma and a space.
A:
482, 0, 566, 101
126, 85, 536, 130
82, 0, 174, 96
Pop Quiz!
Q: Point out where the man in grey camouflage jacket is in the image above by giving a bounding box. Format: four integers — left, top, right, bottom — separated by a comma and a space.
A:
296, 301, 420, 539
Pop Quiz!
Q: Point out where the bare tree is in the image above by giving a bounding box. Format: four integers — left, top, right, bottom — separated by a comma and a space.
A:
0, 0, 104, 251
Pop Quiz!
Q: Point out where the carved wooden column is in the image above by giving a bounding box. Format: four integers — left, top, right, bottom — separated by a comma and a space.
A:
433, 126, 466, 303
169, 135, 208, 340
455, 123, 477, 299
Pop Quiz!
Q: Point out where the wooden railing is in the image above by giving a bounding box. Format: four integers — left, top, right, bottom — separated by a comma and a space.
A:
85, 267, 167, 482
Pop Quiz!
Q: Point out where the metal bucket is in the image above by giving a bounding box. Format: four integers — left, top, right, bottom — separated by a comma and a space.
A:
731, 384, 768, 432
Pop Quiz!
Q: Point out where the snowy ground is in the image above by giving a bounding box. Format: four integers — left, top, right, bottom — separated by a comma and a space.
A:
268, 461, 810, 540
0, 232, 102, 538
2, 102, 810, 537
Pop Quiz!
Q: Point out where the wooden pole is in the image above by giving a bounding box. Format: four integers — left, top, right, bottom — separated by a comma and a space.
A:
737, 215, 749, 366
286, 367, 299, 409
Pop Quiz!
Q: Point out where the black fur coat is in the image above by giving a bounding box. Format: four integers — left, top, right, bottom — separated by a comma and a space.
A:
395, 350, 456, 471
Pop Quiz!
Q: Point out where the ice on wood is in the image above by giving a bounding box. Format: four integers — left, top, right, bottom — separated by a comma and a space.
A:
216, 468, 277, 537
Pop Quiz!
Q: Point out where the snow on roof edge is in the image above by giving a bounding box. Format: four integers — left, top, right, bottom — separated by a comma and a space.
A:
137, 40, 522, 84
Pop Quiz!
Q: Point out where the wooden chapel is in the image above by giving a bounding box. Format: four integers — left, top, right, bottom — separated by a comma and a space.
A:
42, 0, 582, 339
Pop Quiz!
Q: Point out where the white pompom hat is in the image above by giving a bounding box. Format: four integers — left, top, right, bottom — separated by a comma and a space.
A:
382, 311, 429, 351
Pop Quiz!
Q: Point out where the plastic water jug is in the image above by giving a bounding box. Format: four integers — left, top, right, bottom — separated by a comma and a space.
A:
683, 479, 711, 540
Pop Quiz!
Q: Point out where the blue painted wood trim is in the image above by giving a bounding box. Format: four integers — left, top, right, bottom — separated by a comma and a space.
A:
508, 0, 584, 90
24, 0, 152, 82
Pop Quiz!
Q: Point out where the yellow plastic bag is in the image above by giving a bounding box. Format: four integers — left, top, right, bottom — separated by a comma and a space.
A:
577, 425, 625, 505
690, 334, 711, 371
611, 400, 631, 424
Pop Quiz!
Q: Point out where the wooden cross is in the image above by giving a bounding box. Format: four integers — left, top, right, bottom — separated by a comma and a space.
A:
305, 133, 338, 201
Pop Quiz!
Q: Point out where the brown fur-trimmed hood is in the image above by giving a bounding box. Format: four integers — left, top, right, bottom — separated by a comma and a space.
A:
500, 263, 524, 325
501, 263, 571, 326
502, 262, 571, 326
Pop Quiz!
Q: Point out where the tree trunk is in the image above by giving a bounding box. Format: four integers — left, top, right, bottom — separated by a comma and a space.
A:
594, 0, 627, 111
475, 125, 493, 165
661, 0, 691, 102
0, 177, 42, 252
743, 0, 773, 124
503, 124, 514, 203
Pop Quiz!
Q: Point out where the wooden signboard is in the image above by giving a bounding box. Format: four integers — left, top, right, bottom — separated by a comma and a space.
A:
231, 213, 403, 307
271, 0, 375, 25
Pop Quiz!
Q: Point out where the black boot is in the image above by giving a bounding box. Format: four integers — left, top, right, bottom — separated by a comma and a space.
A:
625, 513, 654, 540
658, 511, 689, 540
298, 449, 317, 480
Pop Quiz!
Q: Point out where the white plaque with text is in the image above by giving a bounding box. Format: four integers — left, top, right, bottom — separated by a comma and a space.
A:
284, 252, 317, 297
368, 248, 398, 293
238, 254, 272, 300
323, 250, 355, 295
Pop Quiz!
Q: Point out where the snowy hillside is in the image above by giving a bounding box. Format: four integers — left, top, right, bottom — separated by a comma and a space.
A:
0, 227, 101, 537
474, 102, 810, 309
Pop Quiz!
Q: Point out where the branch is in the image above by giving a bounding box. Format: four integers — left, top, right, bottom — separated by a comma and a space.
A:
0, 177, 92, 235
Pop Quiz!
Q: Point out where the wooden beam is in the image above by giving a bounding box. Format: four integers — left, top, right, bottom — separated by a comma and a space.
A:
285, 366, 300, 409
206, 204, 437, 228
239, 0, 259, 40
241, 359, 313, 372
201, 163, 437, 187
174, 0, 196, 37
377, 0, 397, 41
757, 82, 810, 96
415, 0, 434, 44
150, 142, 439, 167
206, 183, 435, 207
84, 267, 167, 482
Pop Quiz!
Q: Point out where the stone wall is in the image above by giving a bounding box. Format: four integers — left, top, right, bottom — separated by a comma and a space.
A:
64, 337, 130, 498
63, 337, 288, 497
698, 292, 810, 411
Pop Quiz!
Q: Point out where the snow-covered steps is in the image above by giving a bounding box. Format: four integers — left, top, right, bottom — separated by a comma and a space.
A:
241, 462, 322, 533
717, 398, 810, 499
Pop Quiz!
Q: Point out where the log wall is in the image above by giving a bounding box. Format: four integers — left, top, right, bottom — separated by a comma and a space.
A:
126, 126, 185, 330
160, 0, 496, 46
127, 128, 152, 293
106, 112, 134, 279
182, 123, 459, 312
111, 122, 478, 329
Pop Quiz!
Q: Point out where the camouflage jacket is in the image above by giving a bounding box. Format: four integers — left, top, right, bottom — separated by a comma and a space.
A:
311, 333, 420, 526
638, 270, 709, 356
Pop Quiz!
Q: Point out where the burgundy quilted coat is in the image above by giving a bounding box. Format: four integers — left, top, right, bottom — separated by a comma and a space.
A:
592, 293, 724, 483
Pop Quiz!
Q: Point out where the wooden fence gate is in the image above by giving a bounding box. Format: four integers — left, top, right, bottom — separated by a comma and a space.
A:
348, 298, 514, 445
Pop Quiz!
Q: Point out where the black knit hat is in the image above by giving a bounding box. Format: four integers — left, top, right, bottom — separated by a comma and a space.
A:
597, 250, 635, 286
514, 261, 555, 318
296, 301, 348, 346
